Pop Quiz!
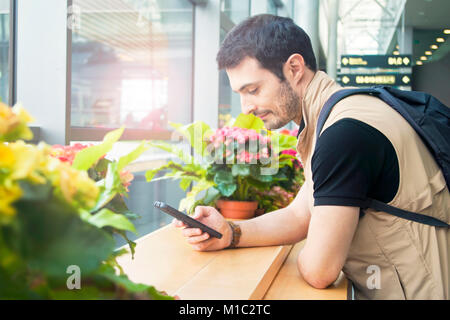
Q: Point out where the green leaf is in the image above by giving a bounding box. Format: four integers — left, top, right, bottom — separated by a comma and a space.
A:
278, 153, 297, 168
11, 196, 115, 279
145, 166, 163, 182
104, 194, 136, 218
17, 180, 52, 201
179, 177, 192, 191
97, 264, 174, 299
232, 113, 264, 131
201, 187, 221, 205
231, 164, 250, 177
214, 170, 233, 184
246, 176, 270, 191
268, 132, 297, 154
169, 121, 213, 157
86, 208, 137, 234
88, 158, 112, 182
179, 180, 215, 213
250, 165, 273, 183
148, 141, 194, 165
72, 127, 124, 171
117, 141, 151, 172
217, 183, 237, 197
92, 162, 122, 212
114, 229, 137, 259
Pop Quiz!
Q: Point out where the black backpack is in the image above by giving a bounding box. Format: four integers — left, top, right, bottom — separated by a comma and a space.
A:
316, 86, 450, 228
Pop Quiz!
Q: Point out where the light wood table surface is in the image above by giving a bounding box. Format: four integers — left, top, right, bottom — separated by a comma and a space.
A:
116, 224, 348, 300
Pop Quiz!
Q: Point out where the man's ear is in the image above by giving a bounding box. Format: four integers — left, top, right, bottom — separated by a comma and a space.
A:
284, 54, 305, 85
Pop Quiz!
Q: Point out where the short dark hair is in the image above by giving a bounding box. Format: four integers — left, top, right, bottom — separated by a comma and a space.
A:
217, 14, 317, 81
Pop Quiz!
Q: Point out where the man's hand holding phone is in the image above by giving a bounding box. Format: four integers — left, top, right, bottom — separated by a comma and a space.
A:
172, 206, 233, 251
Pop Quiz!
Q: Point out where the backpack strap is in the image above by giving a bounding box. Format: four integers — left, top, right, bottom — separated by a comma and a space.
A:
316, 88, 449, 228
363, 198, 450, 228
316, 88, 380, 141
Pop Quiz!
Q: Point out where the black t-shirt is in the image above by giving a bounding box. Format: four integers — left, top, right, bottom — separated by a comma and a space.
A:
310, 118, 400, 208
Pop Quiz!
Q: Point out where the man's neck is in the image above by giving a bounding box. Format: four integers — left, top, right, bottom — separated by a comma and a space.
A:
292, 69, 316, 125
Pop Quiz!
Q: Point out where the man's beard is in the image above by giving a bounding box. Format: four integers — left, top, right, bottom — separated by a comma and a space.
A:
265, 80, 301, 130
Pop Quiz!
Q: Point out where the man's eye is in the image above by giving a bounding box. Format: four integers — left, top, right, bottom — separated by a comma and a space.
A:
248, 88, 258, 95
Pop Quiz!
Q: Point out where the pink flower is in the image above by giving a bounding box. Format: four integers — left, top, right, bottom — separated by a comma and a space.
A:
281, 149, 297, 157
50, 143, 93, 165
119, 170, 134, 192
280, 128, 298, 137
281, 148, 302, 169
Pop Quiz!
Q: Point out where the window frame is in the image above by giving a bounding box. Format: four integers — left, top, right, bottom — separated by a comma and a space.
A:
4, 0, 16, 106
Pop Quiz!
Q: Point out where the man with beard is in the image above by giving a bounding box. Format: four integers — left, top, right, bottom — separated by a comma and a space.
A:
173, 14, 449, 300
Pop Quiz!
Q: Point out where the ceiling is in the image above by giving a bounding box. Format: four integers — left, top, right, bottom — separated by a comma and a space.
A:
402, 0, 449, 65
404, 0, 450, 29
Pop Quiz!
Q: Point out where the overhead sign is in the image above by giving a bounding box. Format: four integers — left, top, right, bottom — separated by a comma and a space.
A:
337, 73, 412, 87
340, 55, 411, 68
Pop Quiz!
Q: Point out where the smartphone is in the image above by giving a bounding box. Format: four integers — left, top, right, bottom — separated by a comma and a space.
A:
154, 201, 222, 239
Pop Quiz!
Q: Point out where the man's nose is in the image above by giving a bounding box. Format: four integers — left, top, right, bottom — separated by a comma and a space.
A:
242, 105, 257, 115
241, 100, 257, 115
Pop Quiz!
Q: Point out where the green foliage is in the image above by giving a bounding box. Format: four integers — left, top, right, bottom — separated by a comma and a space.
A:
72, 127, 124, 171
85, 208, 137, 234
268, 131, 298, 154
232, 113, 265, 131
117, 141, 151, 172
146, 113, 304, 214
10, 192, 115, 278
0, 115, 174, 299
169, 120, 213, 157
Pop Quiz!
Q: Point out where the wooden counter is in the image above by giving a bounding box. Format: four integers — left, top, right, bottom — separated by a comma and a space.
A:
116, 224, 348, 300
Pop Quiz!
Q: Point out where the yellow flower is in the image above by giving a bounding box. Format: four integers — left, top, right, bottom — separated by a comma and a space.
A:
51, 160, 99, 210
0, 102, 34, 142
0, 184, 22, 223
0, 103, 16, 136
9, 141, 46, 184
0, 144, 15, 168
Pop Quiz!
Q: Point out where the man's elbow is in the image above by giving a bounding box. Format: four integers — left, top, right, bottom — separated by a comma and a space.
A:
297, 259, 339, 289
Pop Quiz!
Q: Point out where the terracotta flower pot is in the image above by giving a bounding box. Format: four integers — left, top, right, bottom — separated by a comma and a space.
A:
216, 199, 258, 220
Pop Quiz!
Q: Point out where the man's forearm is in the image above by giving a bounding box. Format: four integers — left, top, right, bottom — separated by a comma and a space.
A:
234, 206, 309, 247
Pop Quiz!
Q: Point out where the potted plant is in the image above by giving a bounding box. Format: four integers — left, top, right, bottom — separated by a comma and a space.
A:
145, 113, 301, 219
253, 129, 305, 216
0, 102, 174, 299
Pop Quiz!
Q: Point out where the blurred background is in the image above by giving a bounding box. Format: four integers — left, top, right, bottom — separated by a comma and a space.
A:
1, 0, 448, 247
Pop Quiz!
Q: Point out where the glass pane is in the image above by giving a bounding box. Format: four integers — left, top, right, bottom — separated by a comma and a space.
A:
71, 0, 193, 131
218, 27, 243, 128
338, 0, 406, 55
221, 0, 250, 25
218, 3, 297, 130
0, 0, 10, 104
266, 0, 277, 15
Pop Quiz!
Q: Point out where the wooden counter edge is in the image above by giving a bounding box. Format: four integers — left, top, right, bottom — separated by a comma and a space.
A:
263, 240, 349, 300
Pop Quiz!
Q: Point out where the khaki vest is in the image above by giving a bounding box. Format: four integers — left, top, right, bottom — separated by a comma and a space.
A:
296, 71, 450, 300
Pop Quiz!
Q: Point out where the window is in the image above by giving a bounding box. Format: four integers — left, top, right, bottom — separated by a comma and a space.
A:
218, 0, 297, 130
0, 0, 10, 104
218, 0, 250, 128
221, 0, 250, 25
70, 0, 193, 140
68, 0, 194, 246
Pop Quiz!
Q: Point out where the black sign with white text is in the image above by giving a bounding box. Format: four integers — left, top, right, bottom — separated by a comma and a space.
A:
337, 73, 412, 87
340, 55, 412, 68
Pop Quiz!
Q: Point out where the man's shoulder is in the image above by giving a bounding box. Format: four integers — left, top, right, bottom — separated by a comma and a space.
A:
314, 118, 390, 156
